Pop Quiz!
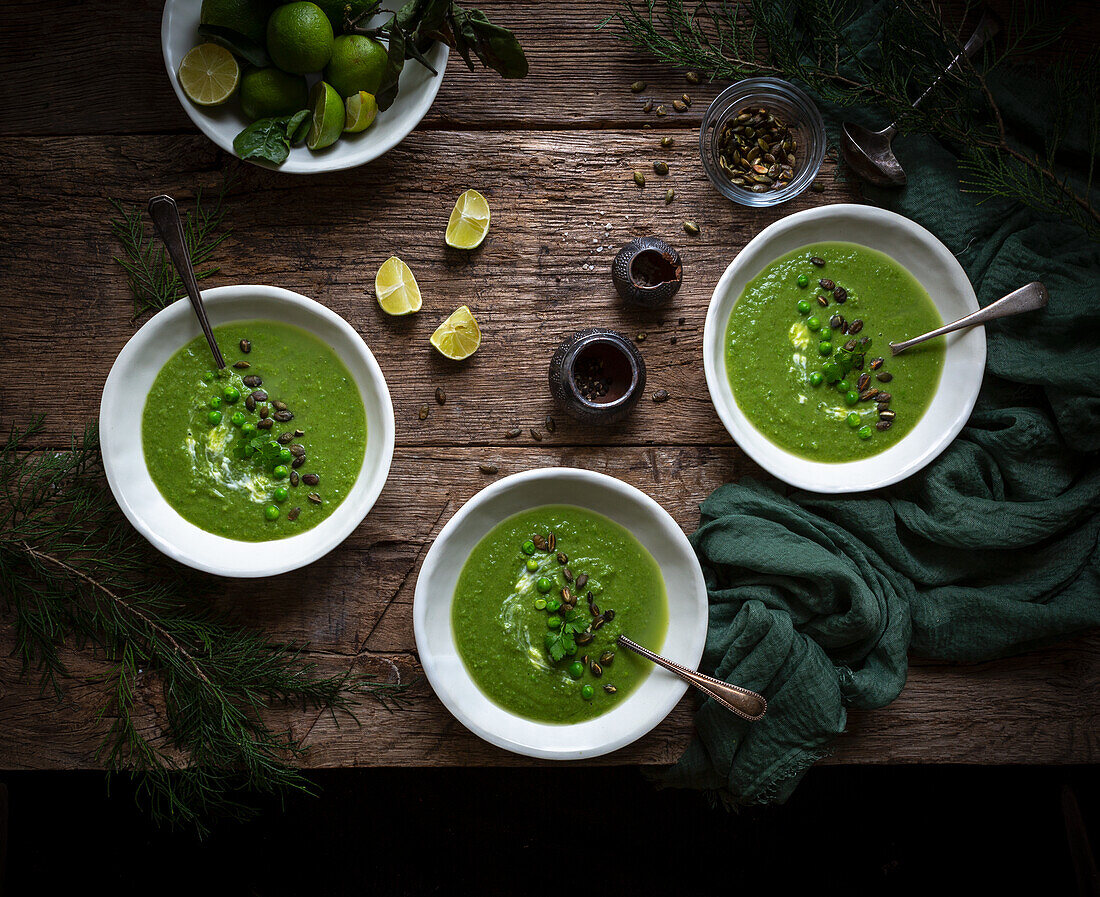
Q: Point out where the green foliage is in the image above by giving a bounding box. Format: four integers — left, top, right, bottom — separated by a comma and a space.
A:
544, 608, 589, 662
602, 0, 1100, 240
233, 110, 310, 164
0, 419, 409, 836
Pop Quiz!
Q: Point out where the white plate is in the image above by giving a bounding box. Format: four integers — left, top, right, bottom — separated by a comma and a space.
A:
413, 468, 708, 760
161, 0, 448, 174
703, 204, 984, 493
100, 285, 395, 577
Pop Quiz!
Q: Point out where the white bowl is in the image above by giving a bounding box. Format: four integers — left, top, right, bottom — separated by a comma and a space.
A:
161, 0, 448, 174
100, 285, 395, 577
413, 468, 708, 760
703, 204, 984, 493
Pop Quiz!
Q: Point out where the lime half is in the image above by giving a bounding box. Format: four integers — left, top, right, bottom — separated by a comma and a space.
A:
307, 81, 345, 151
178, 43, 240, 106
375, 256, 422, 316
344, 91, 378, 133
430, 306, 481, 360
445, 189, 490, 249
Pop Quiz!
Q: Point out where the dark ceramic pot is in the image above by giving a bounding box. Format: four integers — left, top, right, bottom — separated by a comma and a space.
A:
611, 237, 683, 308
548, 328, 646, 425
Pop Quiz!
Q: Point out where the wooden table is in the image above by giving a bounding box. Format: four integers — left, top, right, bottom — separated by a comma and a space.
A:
1, 0, 1097, 771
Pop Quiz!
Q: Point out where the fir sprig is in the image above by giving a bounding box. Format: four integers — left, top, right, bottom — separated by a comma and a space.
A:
601, 0, 1100, 240
0, 419, 409, 836
109, 174, 235, 321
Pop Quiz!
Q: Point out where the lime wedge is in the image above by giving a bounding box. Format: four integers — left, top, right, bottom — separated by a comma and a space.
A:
306, 80, 345, 151
375, 256, 422, 316
177, 43, 240, 107
445, 189, 490, 249
430, 306, 481, 360
344, 91, 378, 133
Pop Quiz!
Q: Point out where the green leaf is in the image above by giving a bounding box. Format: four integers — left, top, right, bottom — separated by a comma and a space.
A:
545, 631, 567, 662
287, 109, 311, 145
449, 8, 528, 78
232, 112, 310, 164
376, 15, 407, 111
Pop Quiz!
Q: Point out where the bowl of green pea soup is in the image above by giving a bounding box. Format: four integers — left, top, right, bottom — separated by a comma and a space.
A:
100, 284, 395, 577
703, 204, 984, 493
413, 468, 708, 759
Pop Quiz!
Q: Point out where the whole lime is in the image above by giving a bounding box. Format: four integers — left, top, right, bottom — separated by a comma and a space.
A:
266, 1, 334, 75
323, 34, 388, 98
200, 0, 275, 51
239, 67, 308, 120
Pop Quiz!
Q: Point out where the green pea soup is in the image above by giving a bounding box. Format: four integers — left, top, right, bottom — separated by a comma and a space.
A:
725, 241, 945, 461
452, 505, 669, 724
142, 320, 366, 541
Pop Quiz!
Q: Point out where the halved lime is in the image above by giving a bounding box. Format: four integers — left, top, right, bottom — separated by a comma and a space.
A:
306, 81, 345, 151
375, 256, 422, 315
430, 306, 481, 360
344, 91, 378, 133
445, 189, 491, 249
178, 43, 240, 106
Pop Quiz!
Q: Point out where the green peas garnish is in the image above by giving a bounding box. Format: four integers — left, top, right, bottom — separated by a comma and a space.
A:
809, 371, 824, 387
278, 448, 293, 465
230, 411, 246, 427
526, 558, 539, 572
581, 684, 595, 700
547, 615, 562, 629
818, 341, 832, 356
273, 486, 289, 502
568, 661, 584, 680
264, 505, 279, 521
223, 386, 241, 404
796, 299, 811, 315
806, 316, 821, 332
858, 425, 873, 440
272, 465, 289, 479
847, 412, 861, 428
240, 422, 256, 436
797, 273, 809, 288
545, 597, 562, 612
202, 371, 215, 383
522, 540, 536, 555
836, 379, 850, 393
207, 410, 223, 426
534, 598, 547, 610
536, 577, 552, 594
845, 390, 859, 406
209, 395, 223, 410
823, 362, 841, 382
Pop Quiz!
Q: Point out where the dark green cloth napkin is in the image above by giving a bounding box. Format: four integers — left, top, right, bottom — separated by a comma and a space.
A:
665, 66, 1100, 803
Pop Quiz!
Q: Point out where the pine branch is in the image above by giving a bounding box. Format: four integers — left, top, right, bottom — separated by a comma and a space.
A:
0, 419, 410, 837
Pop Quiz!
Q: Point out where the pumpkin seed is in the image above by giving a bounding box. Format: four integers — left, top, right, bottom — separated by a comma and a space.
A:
575, 573, 588, 590
307, 492, 322, 504
682, 221, 700, 236
599, 651, 614, 665
672, 99, 686, 112
630, 80, 646, 93
686, 71, 700, 83
418, 404, 429, 420
505, 427, 522, 438
435, 387, 446, 405
590, 661, 603, 677
233, 360, 250, 369
665, 188, 674, 204
239, 339, 251, 354
287, 506, 300, 521
478, 463, 498, 474
660, 136, 674, 147
642, 99, 653, 113
634, 171, 645, 187
603, 684, 618, 694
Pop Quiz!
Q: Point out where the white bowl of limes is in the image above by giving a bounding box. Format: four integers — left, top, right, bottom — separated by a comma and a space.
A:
162, 0, 448, 173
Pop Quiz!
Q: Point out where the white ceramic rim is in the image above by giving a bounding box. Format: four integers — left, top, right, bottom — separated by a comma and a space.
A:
703, 204, 986, 493
413, 468, 709, 760
160, 0, 448, 174
100, 285, 395, 577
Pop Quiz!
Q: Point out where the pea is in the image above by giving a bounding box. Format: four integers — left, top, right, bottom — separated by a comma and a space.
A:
536, 577, 552, 594
278, 448, 293, 464
522, 540, 536, 555
797, 273, 809, 288
818, 341, 832, 356
534, 598, 547, 610
581, 684, 595, 700
230, 411, 246, 427
207, 410, 223, 426
836, 379, 850, 393
547, 615, 562, 629
796, 299, 812, 315
201, 371, 215, 383
809, 371, 824, 387
273, 486, 289, 502
223, 386, 241, 404
847, 412, 861, 428
858, 425, 873, 440
272, 465, 289, 479
823, 362, 841, 382
209, 396, 223, 410
545, 598, 562, 613
263, 505, 279, 521
806, 316, 821, 332
568, 661, 584, 680
240, 422, 256, 436
845, 390, 859, 406
526, 558, 539, 572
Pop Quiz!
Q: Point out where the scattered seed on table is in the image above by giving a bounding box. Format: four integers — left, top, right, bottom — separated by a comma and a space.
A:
634, 171, 646, 187
642, 99, 653, 113
665, 188, 674, 204
653, 160, 669, 175
660, 136, 674, 147
672, 99, 687, 112
811, 181, 825, 193
653, 389, 670, 403
630, 80, 646, 93
655, 105, 667, 116
418, 404, 429, 420
505, 427, 522, 438
682, 93, 692, 106
545, 414, 556, 432
685, 70, 700, 83
479, 463, 498, 474
435, 387, 446, 405
678, 317, 686, 325
683, 221, 700, 236
637, 332, 646, 342
530, 428, 543, 442
670, 335, 677, 344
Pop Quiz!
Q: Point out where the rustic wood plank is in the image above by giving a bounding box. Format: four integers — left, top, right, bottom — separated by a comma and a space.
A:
0, 131, 847, 448
0, 0, 724, 137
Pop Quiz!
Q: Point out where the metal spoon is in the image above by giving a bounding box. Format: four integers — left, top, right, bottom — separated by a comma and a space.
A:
147, 194, 225, 369
890, 281, 1049, 356
841, 13, 999, 187
617, 635, 766, 721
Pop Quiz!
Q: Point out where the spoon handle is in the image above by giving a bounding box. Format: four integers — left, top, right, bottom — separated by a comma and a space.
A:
147, 194, 226, 370
890, 281, 1049, 356
617, 635, 766, 721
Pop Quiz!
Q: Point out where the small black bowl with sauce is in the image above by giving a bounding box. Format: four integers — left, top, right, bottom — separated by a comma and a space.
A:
548, 328, 646, 425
